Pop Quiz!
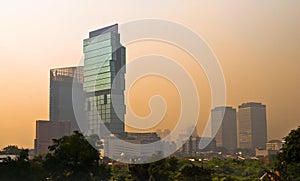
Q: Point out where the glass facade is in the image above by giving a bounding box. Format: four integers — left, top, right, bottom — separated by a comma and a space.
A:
83, 24, 126, 136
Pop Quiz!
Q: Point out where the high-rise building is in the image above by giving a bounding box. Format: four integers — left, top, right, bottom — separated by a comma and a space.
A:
211, 106, 237, 152
49, 66, 85, 132
83, 24, 126, 137
238, 102, 267, 150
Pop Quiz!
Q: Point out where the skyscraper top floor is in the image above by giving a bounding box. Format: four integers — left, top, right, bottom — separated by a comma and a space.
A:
238, 102, 266, 109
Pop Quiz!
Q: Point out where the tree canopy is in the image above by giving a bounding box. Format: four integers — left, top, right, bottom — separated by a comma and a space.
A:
275, 126, 300, 180
0, 145, 21, 155
44, 131, 110, 181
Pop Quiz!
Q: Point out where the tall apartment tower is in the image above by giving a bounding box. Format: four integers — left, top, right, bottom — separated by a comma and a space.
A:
211, 106, 237, 152
49, 66, 85, 132
83, 24, 126, 137
238, 102, 267, 150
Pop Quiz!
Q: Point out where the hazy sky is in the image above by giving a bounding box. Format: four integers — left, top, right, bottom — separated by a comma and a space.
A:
0, 1, 299, 148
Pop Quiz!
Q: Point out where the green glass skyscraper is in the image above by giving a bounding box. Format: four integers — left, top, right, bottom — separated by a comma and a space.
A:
83, 24, 126, 137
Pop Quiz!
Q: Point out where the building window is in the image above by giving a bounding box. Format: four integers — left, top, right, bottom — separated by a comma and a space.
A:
87, 101, 91, 111
104, 94, 107, 104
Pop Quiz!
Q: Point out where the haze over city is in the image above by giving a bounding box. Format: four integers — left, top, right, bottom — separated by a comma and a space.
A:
0, 1, 300, 149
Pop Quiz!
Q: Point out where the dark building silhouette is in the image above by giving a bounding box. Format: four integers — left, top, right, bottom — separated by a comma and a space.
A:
180, 136, 216, 157
49, 66, 85, 132
156, 129, 171, 142
83, 24, 126, 137
125, 132, 160, 144
238, 102, 267, 150
34, 120, 70, 155
211, 106, 237, 152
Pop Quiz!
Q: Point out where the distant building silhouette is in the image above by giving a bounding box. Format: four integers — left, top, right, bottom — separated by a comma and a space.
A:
179, 136, 216, 157
211, 106, 237, 152
49, 66, 85, 132
266, 140, 282, 151
83, 24, 126, 137
238, 102, 267, 150
156, 129, 171, 142
34, 120, 70, 155
255, 140, 283, 158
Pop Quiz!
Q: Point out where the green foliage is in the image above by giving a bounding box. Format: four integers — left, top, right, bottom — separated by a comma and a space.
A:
212, 174, 254, 181
127, 157, 214, 181
148, 157, 180, 181
175, 164, 213, 181
275, 126, 300, 180
95, 164, 112, 181
0, 149, 45, 181
128, 163, 151, 180
111, 164, 131, 181
0, 131, 111, 181
44, 131, 106, 180
0, 145, 21, 155
207, 158, 268, 179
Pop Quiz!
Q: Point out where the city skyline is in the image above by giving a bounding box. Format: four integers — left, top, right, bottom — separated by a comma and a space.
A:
1, 1, 300, 148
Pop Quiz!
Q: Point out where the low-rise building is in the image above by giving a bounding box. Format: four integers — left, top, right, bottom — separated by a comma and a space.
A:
34, 120, 71, 155
103, 132, 161, 163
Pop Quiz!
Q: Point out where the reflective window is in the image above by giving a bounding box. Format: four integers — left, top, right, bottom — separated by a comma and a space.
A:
84, 54, 112, 66
84, 47, 112, 59
83, 39, 111, 52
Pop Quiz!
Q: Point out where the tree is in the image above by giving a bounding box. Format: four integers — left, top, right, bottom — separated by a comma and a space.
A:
0, 132, 112, 181
205, 157, 269, 180
86, 134, 103, 150
44, 131, 108, 181
175, 164, 213, 181
0, 145, 21, 155
127, 157, 181, 181
0, 149, 45, 181
128, 163, 151, 180
111, 164, 131, 181
148, 157, 177, 181
275, 126, 300, 180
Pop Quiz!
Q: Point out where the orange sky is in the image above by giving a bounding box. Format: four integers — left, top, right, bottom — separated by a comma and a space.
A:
0, 1, 300, 148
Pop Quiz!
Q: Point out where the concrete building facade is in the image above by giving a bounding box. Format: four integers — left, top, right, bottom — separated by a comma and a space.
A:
238, 102, 267, 150
211, 106, 237, 152
34, 120, 71, 155
49, 66, 85, 132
